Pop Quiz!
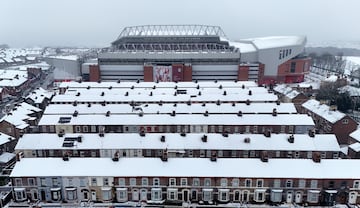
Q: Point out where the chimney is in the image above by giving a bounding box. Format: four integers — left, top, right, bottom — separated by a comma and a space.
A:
288, 135, 294, 143
246, 99, 250, 105
108, 86, 112, 90
101, 92, 105, 96
210, 151, 217, 162
204, 111, 209, 117
276, 100, 280, 105
308, 129, 315, 137
248, 90, 252, 95
73, 110, 78, 117
244, 137, 251, 143
260, 151, 268, 162
237, 111, 242, 117
219, 85, 223, 89
272, 108, 277, 116
106, 111, 110, 117
242, 84, 245, 89
264, 130, 271, 138
222, 131, 229, 137
140, 130, 146, 137
216, 100, 221, 106
160, 135, 166, 142
201, 135, 208, 142
150, 91, 153, 96
125, 91, 129, 96
112, 151, 119, 161
76, 92, 80, 96
223, 91, 227, 96
171, 110, 176, 117
312, 152, 321, 163
161, 151, 168, 162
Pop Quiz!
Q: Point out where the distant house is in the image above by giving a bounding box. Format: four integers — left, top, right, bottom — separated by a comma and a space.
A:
0, 102, 42, 138
273, 84, 309, 112
301, 99, 358, 144
25, 88, 54, 110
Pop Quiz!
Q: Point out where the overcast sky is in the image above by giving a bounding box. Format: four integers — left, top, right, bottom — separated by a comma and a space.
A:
1, 0, 360, 47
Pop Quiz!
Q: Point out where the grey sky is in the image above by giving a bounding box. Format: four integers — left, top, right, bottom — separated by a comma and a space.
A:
1, 0, 360, 47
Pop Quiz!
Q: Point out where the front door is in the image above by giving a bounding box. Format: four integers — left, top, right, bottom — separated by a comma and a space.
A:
286, 192, 293, 203
40, 190, 46, 201
132, 189, 139, 201
91, 191, 96, 201
183, 190, 189, 202
349, 192, 357, 204
295, 192, 302, 203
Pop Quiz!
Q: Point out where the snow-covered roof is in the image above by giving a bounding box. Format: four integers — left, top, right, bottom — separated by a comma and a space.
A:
0, 132, 15, 146
38, 114, 314, 126
0, 68, 28, 87
301, 99, 346, 124
349, 143, 360, 152
350, 128, 360, 142
48, 55, 79, 61
26, 88, 54, 104
273, 84, 301, 100
15, 133, 340, 152
339, 85, 360, 97
10, 157, 360, 179
52, 84, 278, 103
324, 75, 338, 82
44, 102, 297, 115
0, 152, 15, 164
0, 102, 42, 129
228, 41, 256, 53
58, 81, 259, 89
240, 36, 306, 50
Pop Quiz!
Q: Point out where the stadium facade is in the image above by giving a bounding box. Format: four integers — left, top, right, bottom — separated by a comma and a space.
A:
85, 25, 310, 84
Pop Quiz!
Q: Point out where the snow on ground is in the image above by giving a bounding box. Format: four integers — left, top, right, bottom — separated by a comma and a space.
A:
344, 56, 360, 75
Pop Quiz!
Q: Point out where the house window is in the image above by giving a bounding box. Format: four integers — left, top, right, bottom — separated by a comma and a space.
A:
245, 126, 250, 133
116, 188, 128, 202
342, 119, 349, 124
169, 178, 176, 186
82, 126, 88, 132
51, 189, 61, 201
151, 188, 162, 201
204, 178, 211, 186
321, 152, 326, 159
275, 151, 281, 157
254, 190, 266, 202
256, 179, 263, 187
49, 125, 55, 133
75, 126, 81, 133
245, 179, 252, 187
28, 178, 35, 186
289, 125, 294, 133
232, 179, 240, 187
91, 125, 96, 132
91, 178, 97, 186
68, 178, 73, 186
333, 152, 339, 159
273, 179, 281, 188
280, 125, 285, 133
66, 188, 77, 201
142, 178, 148, 186
307, 190, 319, 203
181, 178, 187, 186
79, 178, 86, 187
253, 126, 258, 133
15, 178, 22, 186
202, 189, 212, 201
118, 178, 125, 186
310, 180, 318, 189
250, 151, 255, 157
167, 189, 178, 200
130, 178, 136, 186
307, 151, 312, 159
329, 181, 335, 188
290, 62, 296, 73
103, 178, 109, 186
286, 180, 293, 188
15, 188, 26, 201
219, 189, 229, 202
52, 178, 58, 186
40, 178, 46, 186
220, 178, 227, 187
298, 179, 306, 188
294, 151, 300, 158
153, 178, 160, 186
193, 178, 200, 186
354, 181, 360, 189
102, 188, 112, 201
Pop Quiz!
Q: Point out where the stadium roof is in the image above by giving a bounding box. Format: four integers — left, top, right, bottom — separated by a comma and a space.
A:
115, 25, 227, 40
